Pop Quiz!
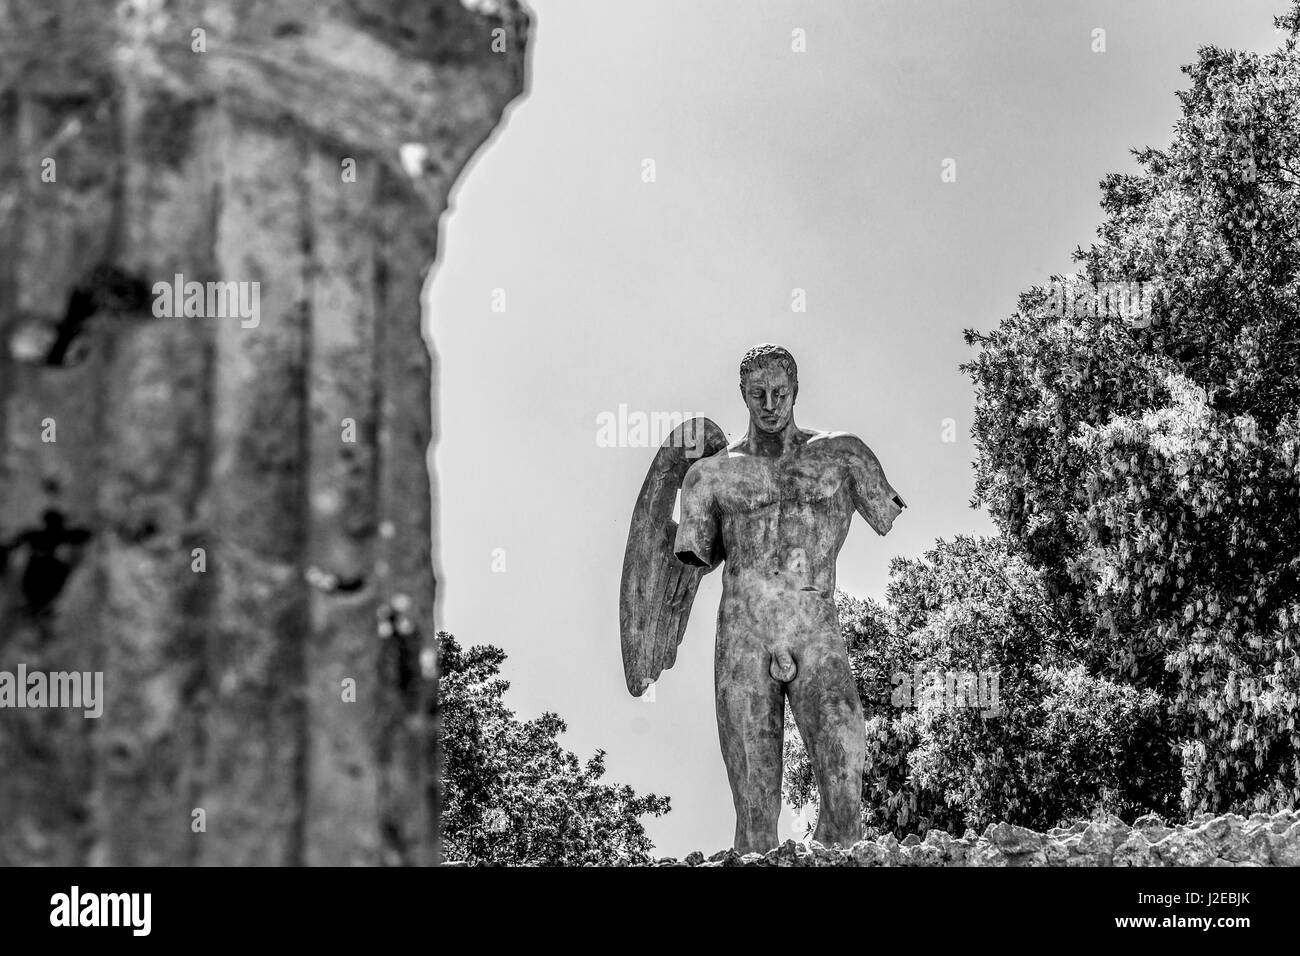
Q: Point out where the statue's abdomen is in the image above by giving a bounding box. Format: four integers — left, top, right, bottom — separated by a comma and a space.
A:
714, 484, 853, 641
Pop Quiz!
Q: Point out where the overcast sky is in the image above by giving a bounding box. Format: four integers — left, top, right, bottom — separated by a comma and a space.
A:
429, 0, 1286, 857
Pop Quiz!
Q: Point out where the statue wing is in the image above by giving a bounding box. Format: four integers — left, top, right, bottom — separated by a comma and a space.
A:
619, 417, 728, 696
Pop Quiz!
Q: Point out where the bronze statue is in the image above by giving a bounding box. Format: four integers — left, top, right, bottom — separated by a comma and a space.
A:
620, 344, 906, 853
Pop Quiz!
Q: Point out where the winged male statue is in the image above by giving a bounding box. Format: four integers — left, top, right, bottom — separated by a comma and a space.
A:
619, 344, 907, 853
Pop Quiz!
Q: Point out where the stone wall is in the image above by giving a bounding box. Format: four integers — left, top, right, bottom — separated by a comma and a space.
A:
0, 0, 528, 865
651, 812, 1300, 867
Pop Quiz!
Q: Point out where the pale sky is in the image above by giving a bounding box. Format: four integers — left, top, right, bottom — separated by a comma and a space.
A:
429, 0, 1286, 857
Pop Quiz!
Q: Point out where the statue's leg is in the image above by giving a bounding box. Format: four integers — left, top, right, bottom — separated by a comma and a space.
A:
715, 630, 785, 854
784, 631, 866, 847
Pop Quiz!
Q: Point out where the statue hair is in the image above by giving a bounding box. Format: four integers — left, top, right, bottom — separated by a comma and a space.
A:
739, 344, 798, 388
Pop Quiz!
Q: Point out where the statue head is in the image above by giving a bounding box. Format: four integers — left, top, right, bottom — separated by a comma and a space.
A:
739, 344, 798, 434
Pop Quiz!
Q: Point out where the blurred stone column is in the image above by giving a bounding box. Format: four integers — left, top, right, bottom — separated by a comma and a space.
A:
0, 0, 527, 865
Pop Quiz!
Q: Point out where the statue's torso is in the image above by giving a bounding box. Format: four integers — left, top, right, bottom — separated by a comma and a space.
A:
696, 434, 857, 617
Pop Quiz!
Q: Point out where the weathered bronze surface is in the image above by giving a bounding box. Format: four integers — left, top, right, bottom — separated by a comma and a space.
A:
619, 418, 729, 697
620, 345, 906, 853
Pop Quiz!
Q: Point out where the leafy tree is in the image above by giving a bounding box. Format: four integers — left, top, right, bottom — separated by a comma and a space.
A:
436, 632, 670, 865
783, 539, 1179, 837
962, 6, 1300, 814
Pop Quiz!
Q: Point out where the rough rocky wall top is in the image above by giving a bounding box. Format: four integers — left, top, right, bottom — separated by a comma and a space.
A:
0, 0, 528, 865
637, 811, 1300, 867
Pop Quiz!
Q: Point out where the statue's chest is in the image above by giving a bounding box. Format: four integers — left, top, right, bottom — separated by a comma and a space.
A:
711, 456, 846, 514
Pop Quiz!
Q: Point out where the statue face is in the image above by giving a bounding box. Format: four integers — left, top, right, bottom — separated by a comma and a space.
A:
741, 362, 796, 433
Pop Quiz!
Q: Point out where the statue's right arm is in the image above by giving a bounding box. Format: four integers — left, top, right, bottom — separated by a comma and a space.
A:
672, 462, 721, 570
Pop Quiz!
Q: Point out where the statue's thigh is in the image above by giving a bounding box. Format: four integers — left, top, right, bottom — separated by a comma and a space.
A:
713, 631, 784, 763
784, 635, 864, 745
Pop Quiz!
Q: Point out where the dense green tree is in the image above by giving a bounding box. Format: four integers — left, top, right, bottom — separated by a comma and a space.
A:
783, 539, 1179, 837
962, 6, 1300, 813
436, 633, 670, 864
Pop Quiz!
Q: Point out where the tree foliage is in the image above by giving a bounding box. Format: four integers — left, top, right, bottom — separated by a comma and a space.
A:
962, 7, 1300, 814
783, 540, 1180, 837
436, 633, 670, 864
